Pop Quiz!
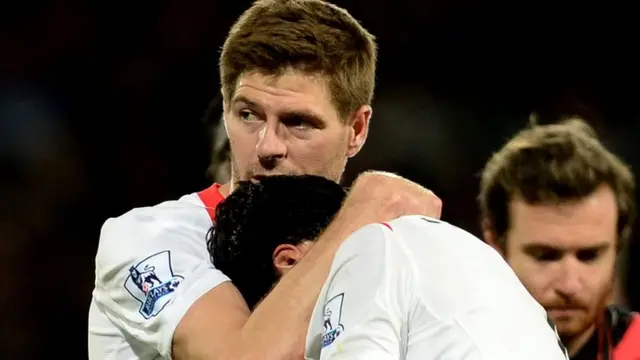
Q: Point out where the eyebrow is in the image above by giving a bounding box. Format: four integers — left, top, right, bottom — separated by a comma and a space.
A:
231, 95, 326, 125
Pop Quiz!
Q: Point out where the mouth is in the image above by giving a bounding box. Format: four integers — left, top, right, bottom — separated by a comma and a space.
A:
547, 308, 583, 318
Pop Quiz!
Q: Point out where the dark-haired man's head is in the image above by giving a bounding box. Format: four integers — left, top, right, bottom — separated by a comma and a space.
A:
207, 175, 346, 309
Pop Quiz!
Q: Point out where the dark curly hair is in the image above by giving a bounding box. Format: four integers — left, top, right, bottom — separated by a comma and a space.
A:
207, 175, 346, 309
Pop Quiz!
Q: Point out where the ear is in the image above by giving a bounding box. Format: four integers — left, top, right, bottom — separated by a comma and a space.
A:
482, 218, 505, 257
272, 244, 304, 277
346, 105, 372, 158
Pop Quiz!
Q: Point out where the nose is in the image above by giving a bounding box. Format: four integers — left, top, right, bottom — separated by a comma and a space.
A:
553, 257, 583, 299
256, 121, 287, 169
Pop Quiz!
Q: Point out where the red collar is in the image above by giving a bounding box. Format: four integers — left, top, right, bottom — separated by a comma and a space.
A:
197, 183, 225, 221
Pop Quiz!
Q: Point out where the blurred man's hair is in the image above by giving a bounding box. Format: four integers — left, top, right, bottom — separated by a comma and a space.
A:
478, 118, 636, 251
207, 117, 231, 183
207, 175, 346, 309
219, 0, 377, 119
201, 94, 230, 183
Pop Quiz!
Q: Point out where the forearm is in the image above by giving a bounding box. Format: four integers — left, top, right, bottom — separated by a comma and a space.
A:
181, 173, 442, 360
174, 201, 383, 360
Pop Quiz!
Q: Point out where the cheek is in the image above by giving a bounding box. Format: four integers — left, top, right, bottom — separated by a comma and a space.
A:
291, 132, 346, 163
586, 254, 616, 293
228, 129, 257, 163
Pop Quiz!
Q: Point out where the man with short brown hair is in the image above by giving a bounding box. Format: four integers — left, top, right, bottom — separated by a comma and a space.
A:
219, 0, 377, 185
478, 119, 640, 359
220, 0, 376, 123
89, 1, 442, 360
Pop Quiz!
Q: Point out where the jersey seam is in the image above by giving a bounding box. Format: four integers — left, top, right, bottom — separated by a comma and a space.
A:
387, 224, 441, 323
451, 311, 490, 360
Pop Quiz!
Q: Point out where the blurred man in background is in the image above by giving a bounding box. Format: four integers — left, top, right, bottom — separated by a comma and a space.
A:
206, 114, 231, 184
479, 119, 640, 360
89, 0, 442, 359
211, 175, 569, 360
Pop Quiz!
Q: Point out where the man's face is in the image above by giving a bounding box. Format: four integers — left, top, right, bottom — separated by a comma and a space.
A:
503, 185, 618, 339
224, 69, 370, 187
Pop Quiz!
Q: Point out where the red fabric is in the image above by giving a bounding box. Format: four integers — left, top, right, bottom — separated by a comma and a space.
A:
614, 313, 640, 360
197, 183, 225, 222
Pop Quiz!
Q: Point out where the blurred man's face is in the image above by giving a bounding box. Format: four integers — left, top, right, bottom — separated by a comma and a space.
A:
223, 69, 370, 188
503, 185, 618, 341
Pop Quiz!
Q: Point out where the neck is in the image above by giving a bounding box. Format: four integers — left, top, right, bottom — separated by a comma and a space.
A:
219, 183, 231, 197
563, 323, 596, 358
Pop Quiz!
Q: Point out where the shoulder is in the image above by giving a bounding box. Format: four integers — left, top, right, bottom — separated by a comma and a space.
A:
334, 222, 394, 262
386, 215, 498, 260
386, 215, 470, 241
101, 193, 211, 248
95, 192, 218, 281
387, 216, 536, 308
332, 217, 462, 264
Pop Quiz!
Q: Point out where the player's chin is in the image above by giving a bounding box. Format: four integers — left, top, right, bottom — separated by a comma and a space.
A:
553, 314, 592, 338
243, 174, 271, 183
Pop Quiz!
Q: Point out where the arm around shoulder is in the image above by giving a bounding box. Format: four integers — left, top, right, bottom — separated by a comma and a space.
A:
92, 214, 232, 359
94, 212, 325, 360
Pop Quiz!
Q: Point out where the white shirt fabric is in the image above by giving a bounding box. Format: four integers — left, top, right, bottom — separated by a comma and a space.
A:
88, 189, 229, 360
305, 215, 569, 360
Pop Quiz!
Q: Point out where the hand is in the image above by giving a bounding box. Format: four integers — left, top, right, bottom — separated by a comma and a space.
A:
346, 170, 442, 222
321, 171, 442, 245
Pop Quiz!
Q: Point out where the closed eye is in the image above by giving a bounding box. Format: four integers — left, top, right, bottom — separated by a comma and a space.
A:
523, 243, 610, 263
524, 245, 562, 262
576, 246, 608, 263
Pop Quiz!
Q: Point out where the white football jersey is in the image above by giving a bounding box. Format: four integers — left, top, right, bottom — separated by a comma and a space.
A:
305, 215, 569, 360
88, 185, 228, 360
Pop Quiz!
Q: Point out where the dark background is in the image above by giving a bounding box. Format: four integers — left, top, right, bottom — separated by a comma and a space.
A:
1, 0, 637, 358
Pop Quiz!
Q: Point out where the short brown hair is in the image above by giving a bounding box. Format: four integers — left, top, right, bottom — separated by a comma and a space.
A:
478, 118, 636, 250
219, 0, 377, 119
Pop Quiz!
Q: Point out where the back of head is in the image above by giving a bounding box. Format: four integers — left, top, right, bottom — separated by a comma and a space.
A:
220, 0, 377, 118
208, 175, 346, 308
478, 118, 636, 250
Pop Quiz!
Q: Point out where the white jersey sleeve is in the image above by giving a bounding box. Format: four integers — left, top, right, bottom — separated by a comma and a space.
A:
305, 223, 411, 360
91, 195, 230, 359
